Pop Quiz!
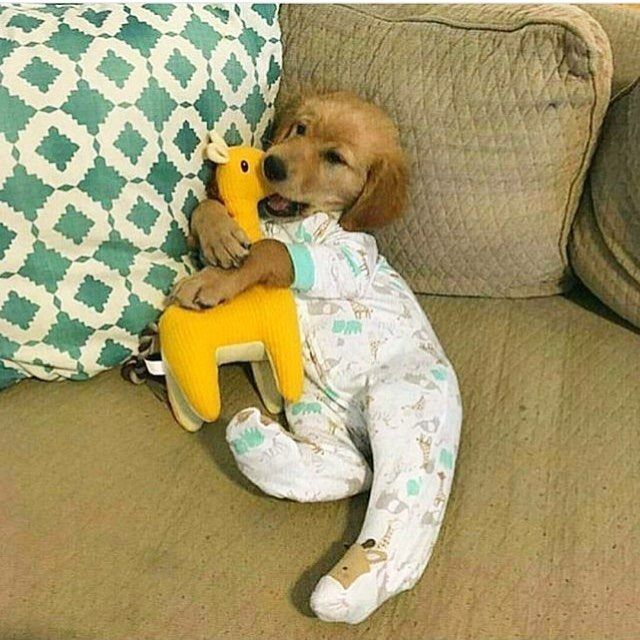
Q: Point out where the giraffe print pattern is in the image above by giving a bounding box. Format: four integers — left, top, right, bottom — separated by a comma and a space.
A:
227, 213, 463, 624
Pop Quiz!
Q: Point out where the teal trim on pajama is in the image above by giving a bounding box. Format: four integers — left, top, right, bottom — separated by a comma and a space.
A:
286, 242, 315, 292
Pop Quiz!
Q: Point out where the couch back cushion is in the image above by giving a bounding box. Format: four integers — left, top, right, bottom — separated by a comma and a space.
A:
278, 4, 612, 297
0, 3, 281, 389
569, 77, 640, 330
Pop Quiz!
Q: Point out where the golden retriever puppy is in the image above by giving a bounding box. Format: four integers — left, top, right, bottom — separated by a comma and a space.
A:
177, 91, 407, 306
171, 92, 462, 626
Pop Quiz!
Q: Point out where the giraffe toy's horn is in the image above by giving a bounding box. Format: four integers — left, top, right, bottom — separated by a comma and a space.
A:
206, 131, 230, 164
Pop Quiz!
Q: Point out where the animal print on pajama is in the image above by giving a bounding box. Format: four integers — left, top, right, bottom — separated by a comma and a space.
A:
226, 212, 463, 624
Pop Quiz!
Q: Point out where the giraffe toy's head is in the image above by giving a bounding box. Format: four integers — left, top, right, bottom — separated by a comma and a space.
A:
206, 131, 274, 242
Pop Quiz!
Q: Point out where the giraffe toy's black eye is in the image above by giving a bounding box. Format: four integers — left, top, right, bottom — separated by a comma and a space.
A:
240, 160, 249, 173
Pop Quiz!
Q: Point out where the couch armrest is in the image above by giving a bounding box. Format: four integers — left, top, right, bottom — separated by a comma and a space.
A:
278, 4, 612, 298
579, 4, 640, 99
569, 69, 640, 331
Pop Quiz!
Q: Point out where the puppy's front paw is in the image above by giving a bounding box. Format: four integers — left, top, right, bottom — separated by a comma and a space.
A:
205, 224, 250, 269
191, 200, 250, 268
170, 267, 241, 310
170, 273, 205, 310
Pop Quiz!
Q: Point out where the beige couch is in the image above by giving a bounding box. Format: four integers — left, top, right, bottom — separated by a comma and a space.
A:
2, 5, 639, 639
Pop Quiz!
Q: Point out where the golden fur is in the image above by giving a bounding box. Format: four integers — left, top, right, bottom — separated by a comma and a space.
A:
172, 92, 408, 309
266, 91, 408, 230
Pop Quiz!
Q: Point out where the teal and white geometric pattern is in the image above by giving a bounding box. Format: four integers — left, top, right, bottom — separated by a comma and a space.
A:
0, 3, 281, 389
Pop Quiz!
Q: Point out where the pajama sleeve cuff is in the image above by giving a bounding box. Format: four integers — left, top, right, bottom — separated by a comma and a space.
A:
285, 243, 315, 292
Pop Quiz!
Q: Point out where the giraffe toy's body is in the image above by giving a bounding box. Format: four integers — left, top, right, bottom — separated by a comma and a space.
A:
159, 139, 303, 431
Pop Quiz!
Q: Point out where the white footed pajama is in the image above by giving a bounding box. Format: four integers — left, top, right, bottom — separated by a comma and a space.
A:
226, 213, 462, 624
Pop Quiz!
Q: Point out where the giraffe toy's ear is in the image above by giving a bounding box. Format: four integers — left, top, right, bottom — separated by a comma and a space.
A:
206, 131, 230, 164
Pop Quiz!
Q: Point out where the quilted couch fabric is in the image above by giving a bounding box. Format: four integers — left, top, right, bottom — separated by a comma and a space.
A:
580, 3, 640, 98
569, 78, 640, 330
0, 3, 281, 389
278, 4, 612, 297
1, 286, 639, 640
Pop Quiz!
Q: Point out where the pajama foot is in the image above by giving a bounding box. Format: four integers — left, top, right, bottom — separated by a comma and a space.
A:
226, 406, 372, 502
226, 407, 303, 499
310, 574, 380, 624
310, 543, 393, 624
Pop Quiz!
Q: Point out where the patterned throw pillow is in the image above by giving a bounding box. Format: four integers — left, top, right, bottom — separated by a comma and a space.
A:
0, 3, 281, 389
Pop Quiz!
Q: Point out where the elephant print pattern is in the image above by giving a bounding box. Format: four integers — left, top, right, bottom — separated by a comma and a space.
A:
226, 212, 462, 624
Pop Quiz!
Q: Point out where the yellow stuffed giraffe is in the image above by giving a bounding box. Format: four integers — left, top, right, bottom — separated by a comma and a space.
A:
158, 133, 303, 431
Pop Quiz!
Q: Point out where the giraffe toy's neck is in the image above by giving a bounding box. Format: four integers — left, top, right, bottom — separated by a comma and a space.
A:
214, 145, 272, 244
222, 192, 263, 243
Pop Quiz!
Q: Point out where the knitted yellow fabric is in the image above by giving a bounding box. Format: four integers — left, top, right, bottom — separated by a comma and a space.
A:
159, 146, 303, 423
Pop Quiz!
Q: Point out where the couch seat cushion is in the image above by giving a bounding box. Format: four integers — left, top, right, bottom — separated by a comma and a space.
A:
1, 285, 639, 639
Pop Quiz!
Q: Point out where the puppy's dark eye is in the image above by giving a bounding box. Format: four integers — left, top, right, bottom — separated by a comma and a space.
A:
241, 160, 249, 173
295, 123, 306, 136
324, 150, 345, 165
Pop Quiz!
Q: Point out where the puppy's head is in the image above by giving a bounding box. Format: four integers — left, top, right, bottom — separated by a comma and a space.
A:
260, 92, 408, 231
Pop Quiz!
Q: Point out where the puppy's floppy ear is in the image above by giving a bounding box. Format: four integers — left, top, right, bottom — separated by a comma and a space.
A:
340, 148, 408, 231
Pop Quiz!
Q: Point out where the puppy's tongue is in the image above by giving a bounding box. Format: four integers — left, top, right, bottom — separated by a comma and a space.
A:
266, 193, 292, 212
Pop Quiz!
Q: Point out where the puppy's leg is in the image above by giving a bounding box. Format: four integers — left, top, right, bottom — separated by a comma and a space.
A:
189, 199, 250, 268
226, 379, 371, 502
310, 357, 462, 624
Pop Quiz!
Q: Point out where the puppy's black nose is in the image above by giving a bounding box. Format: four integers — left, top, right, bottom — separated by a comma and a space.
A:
263, 154, 287, 182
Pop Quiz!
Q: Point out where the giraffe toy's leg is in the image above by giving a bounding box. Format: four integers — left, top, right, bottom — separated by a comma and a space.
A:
162, 342, 222, 426
165, 367, 205, 432
263, 327, 304, 404
250, 359, 284, 415
159, 306, 224, 425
